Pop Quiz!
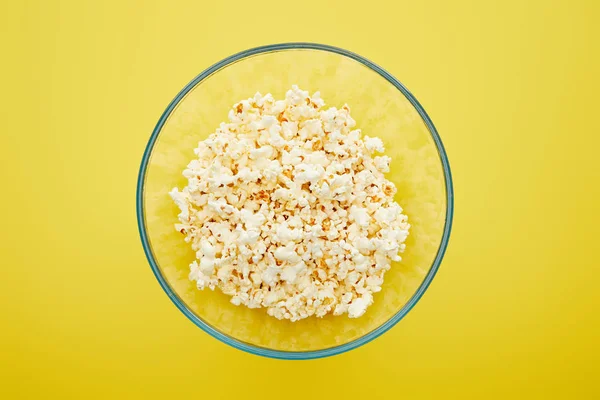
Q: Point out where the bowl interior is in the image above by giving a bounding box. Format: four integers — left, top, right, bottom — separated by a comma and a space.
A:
141, 47, 448, 353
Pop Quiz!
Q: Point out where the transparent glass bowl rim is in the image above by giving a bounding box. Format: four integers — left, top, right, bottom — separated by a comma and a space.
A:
136, 42, 454, 360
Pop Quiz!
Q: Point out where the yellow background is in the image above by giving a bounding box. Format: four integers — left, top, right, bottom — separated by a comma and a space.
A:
1, 0, 598, 398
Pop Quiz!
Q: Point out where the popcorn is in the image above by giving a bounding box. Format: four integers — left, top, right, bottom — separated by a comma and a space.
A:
294, 163, 325, 183
274, 244, 301, 263
348, 295, 371, 318
349, 205, 371, 228
364, 136, 385, 153
374, 156, 391, 173
169, 86, 410, 322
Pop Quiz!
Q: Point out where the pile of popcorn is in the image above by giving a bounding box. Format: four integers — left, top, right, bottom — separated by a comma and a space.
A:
170, 86, 410, 321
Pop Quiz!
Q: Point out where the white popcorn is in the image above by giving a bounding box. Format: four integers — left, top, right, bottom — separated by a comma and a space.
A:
169, 188, 191, 220
294, 163, 325, 183
349, 205, 371, 228
250, 145, 274, 160
305, 151, 330, 167
352, 253, 370, 272
274, 244, 301, 263
281, 261, 307, 284
348, 295, 372, 318
263, 159, 283, 181
281, 148, 303, 166
374, 156, 391, 173
240, 209, 266, 230
170, 87, 410, 322
364, 136, 385, 153
237, 228, 260, 245
275, 224, 302, 243
262, 266, 281, 286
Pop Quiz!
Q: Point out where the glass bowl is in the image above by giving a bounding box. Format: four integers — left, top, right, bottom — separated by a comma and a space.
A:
137, 43, 453, 359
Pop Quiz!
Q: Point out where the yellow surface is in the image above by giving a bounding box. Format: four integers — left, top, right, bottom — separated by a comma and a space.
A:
144, 49, 447, 351
1, 0, 598, 398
